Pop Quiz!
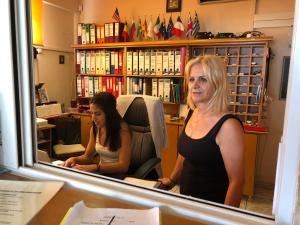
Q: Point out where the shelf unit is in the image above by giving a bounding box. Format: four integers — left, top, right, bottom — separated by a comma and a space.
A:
72, 37, 272, 128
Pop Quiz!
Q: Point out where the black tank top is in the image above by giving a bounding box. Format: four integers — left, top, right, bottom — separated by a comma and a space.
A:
178, 110, 243, 203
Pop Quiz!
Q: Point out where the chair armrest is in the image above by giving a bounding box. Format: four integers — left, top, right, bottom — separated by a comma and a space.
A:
132, 158, 161, 179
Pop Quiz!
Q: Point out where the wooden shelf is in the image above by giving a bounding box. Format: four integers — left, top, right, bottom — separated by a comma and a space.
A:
71, 37, 273, 49
73, 37, 272, 127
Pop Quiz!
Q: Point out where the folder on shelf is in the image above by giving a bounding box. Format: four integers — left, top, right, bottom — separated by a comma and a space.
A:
110, 51, 115, 74
152, 78, 158, 97
77, 23, 83, 44
84, 76, 89, 97
102, 77, 107, 92
180, 47, 187, 76
168, 50, 175, 75
156, 51, 163, 75
126, 51, 133, 75
132, 51, 139, 75
126, 77, 131, 94
163, 78, 171, 102
150, 50, 156, 75
81, 24, 86, 44
118, 51, 123, 75
93, 77, 99, 94
88, 76, 94, 97
100, 25, 105, 43
96, 24, 101, 44
144, 50, 151, 75
114, 51, 119, 74
100, 50, 105, 75
109, 22, 114, 43
114, 22, 124, 42
80, 51, 86, 74
138, 50, 145, 75
98, 76, 102, 92
158, 78, 164, 100
104, 23, 110, 43
81, 76, 86, 97
105, 51, 111, 74
138, 78, 143, 94
162, 51, 169, 75
76, 75, 82, 97
76, 50, 80, 74
85, 51, 91, 74
174, 49, 181, 75
95, 50, 101, 74
85, 23, 90, 44
90, 51, 96, 75
90, 23, 96, 44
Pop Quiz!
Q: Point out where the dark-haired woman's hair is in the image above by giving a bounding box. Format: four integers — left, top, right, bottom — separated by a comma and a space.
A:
90, 92, 122, 151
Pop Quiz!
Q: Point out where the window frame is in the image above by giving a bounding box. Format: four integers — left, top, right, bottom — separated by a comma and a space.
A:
1, 0, 300, 224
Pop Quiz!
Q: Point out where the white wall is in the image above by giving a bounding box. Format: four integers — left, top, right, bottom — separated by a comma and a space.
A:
36, 0, 80, 109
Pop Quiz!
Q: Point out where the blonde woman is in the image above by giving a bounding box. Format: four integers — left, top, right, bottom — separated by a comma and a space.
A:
159, 55, 244, 207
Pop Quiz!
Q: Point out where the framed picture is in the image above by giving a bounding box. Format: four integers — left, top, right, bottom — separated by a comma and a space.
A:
166, 0, 182, 12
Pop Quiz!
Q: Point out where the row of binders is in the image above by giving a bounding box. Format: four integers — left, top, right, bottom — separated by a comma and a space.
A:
77, 22, 124, 44
127, 47, 186, 76
76, 50, 123, 75
126, 77, 183, 103
77, 76, 124, 98
76, 75, 183, 103
76, 47, 186, 76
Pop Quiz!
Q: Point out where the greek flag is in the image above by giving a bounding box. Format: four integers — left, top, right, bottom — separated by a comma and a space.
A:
192, 12, 200, 38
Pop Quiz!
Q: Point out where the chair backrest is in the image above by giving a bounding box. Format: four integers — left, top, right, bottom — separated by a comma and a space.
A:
48, 116, 81, 145
123, 97, 156, 174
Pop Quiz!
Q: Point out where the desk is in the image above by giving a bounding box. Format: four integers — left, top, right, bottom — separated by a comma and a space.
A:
37, 124, 56, 158
0, 172, 204, 225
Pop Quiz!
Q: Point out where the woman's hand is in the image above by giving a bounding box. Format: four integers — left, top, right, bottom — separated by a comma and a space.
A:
72, 164, 97, 172
158, 177, 175, 189
62, 157, 77, 167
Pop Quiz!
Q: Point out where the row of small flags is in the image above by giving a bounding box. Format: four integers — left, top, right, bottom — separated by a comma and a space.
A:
112, 8, 200, 41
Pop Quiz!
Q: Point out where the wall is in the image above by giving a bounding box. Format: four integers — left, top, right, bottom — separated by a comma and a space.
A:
36, 0, 80, 109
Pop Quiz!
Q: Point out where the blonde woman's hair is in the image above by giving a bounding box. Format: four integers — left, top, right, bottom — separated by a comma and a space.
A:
185, 55, 229, 114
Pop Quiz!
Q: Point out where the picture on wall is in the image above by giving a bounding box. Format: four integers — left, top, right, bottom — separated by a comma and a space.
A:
166, 0, 182, 12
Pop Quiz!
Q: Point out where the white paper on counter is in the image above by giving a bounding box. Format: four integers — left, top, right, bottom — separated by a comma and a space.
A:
0, 180, 64, 225
62, 201, 160, 225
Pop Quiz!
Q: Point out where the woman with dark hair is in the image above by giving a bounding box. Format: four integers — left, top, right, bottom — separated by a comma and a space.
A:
62, 92, 131, 174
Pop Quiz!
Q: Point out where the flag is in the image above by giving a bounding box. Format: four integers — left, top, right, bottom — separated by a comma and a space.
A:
112, 8, 120, 22
136, 17, 143, 40
142, 18, 148, 37
192, 12, 200, 38
147, 19, 154, 40
159, 18, 168, 40
172, 16, 184, 37
122, 20, 129, 41
129, 19, 136, 41
153, 16, 161, 39
166, 16, 174, 39
186, 12, 193, 38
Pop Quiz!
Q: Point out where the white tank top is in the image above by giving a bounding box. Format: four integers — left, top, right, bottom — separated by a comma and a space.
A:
95, 132, 119, 163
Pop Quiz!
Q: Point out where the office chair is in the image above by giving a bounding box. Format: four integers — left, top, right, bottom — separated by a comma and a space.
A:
49, 116, 85, 160
116, 95, 167, 180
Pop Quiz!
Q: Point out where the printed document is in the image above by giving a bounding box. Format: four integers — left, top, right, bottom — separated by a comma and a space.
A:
0, 180, 64, 225
61, 201, 160, 225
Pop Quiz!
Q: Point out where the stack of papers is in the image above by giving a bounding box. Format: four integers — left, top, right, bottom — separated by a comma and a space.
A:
61, 201, 160, 225
0, 180, 64, 225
